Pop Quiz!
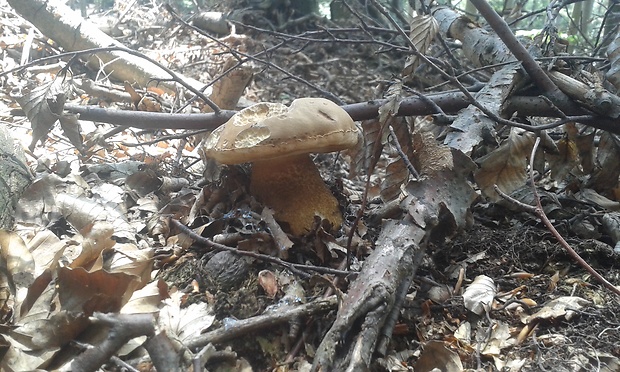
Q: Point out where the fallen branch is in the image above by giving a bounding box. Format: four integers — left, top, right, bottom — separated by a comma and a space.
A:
311, 220, 424, 371
6, 0, 204, 96
58, 93, 620, 135
71, 313, 178, 372
185, 296, 338, 350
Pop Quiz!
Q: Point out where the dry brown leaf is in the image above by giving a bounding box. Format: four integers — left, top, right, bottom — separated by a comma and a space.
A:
381, 158, 408, 202
414, 340, 463, 372
69, 222, 116, 270
57, 267, 137, 314
402, 15, 439, 78
16, 270, 52, 322
351, 119, 382, 177
0, 230, 35, 287
378, 82, 404, 125
55, 193, 136, 242
106, 243, 154, 288
126, 170, 163, 197
546, 137, 580, 181
446, 64, 521, 154
480, 321, 515, 357
121, 279, 169, 314
13, 310, 89, 349
58, 113, 83, 152
15, 79, 70, 151
475, 128, 536, 202
402, 131, 477, 239
353, 83, 407, 179
0, 340, 57, 371
0, 230, 35, 313
524, 296, 591, 323
25, 230, 63, 274
588, 132, 620, 194
573, 129, 596, 174
381, 119, 415, 203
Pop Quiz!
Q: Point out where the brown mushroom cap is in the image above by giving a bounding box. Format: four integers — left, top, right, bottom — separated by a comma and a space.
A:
203, 98, 358, 163
202, 97, 359, 236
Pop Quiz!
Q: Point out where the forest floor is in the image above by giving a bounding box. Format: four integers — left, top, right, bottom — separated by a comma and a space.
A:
1, 1, 619, 371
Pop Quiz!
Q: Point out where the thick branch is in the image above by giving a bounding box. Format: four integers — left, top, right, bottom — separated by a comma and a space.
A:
62, 92, 620, 134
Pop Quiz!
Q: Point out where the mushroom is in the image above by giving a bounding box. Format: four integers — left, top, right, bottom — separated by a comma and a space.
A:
203, 98, 359, 236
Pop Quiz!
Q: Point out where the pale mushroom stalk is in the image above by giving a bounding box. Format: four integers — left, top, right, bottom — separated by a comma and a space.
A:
203, 98, 359, 236
250, 155, 342, 236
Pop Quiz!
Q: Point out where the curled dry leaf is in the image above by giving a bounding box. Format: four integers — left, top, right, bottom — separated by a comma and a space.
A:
258, 270, 278, 299
0, 230, 35, 311
159, 290, 215, 343
463, 275, 496, 316
524, 296, 591, 323
414, 340, 463, 372
14, 79, 71, 151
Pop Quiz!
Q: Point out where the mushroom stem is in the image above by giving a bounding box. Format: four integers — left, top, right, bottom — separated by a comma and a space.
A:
250, 154, 343, 236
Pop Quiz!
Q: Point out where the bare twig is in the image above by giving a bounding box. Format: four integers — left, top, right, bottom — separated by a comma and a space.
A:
71, 313, 158, 372
388, 125, 419, 179
170, 219, 352, 278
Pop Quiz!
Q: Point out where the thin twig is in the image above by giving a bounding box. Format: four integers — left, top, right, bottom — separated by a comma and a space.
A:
170, 219, 353, 278
388, 125, 419, 179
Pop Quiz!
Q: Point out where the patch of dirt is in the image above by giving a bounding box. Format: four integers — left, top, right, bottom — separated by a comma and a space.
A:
417, 221, 620, 370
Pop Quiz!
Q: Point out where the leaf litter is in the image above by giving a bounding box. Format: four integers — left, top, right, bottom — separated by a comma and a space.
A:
0, 0, 618, 371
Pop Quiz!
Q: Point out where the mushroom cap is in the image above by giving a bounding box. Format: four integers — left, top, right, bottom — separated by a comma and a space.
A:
203, 98, 358, 164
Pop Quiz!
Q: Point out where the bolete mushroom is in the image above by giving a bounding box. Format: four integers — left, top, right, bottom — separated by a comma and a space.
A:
203, 97, 359, 236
